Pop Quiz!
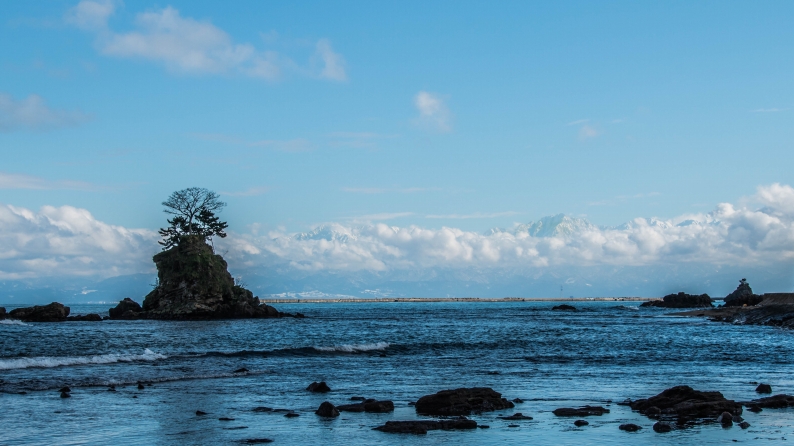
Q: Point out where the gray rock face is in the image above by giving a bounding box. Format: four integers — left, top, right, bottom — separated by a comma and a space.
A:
415, 387, 514, 416
8, 302, 70, 322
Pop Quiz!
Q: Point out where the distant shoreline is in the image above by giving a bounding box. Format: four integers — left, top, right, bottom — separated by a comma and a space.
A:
260, 297, 660, 304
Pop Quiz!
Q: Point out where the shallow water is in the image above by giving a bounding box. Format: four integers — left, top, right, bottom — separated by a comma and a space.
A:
2, 301, 794, 445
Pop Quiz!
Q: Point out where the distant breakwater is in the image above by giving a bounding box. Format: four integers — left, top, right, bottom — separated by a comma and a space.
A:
260, 297, 659, 304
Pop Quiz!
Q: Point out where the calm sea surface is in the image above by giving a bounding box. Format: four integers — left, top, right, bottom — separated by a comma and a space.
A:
2, 301, 794, 445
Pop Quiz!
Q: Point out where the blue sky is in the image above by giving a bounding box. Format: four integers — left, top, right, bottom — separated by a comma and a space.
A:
1, 1, 793, 296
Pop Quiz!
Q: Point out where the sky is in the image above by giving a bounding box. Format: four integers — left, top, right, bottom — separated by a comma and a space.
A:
1, 1, 793, 298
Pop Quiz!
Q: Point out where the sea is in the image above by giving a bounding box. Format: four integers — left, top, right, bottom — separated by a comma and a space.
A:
2, 300, 794, 445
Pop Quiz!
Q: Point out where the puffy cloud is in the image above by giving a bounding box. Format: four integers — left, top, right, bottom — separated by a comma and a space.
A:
0, 93, 91, 132
0, 204, 157, 279
220, 184, 794, 273
414, 91, 452, 132
66, 1, 345, 81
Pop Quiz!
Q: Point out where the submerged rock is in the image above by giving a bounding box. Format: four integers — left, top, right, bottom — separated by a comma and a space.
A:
66, 313, 102, 322
315, 402, 340, 418
373, 418, 477, 435
60, 392, 71, 398
306, 381, 331, 393
498, 413, 533, 420
337, 399, 394, 413
552, 304, 576, 311
574, 420, 589, 427
619, 423, 642, 432
742, 394, 794, 409
653, 422, 672, 433
640, 292, 713, 308
629, 386, 742, 421
553, 406, 609, 417
415, 387, 515, 416
8, 302, 70, 322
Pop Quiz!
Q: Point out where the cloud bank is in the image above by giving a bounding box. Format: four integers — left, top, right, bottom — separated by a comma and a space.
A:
3, 185, 794, 296
66, 0, 346, 81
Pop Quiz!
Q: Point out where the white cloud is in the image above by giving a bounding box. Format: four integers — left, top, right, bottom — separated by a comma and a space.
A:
578, 124, 599, 140
67, 1, 345, 81
315, 38, 347, 81
0, 93, 91, 132
414, 91, 452, 132
0, 172, 95, 191
425, 211, 520, 219
0, 204, 157, 279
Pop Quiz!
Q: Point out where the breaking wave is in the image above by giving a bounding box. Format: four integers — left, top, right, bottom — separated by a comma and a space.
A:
313, 342, 390, 352
0, 319, 28, 326
0, 349, 167, 370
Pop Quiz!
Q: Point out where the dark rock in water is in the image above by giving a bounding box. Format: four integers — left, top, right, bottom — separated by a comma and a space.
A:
373, 418, 478, 434
718, 411, 733, 427
252, 407, 273, 412
240, 439, 274, 444
66, 313, 102, 322
0, 307, 6, 319
8, 302, 70, 322
315, 401, 340, 417
337, 399, 394, 413
59, 387, 71, 393
306, 381, 331, 393
138, 383, 145, 390
350, 396, 366, 401
553, 406, 610, 417
415, 387, 514, 416
507, 424, 520, 428
487, 370, 500, 375
196, 410, 208, 416
552, 304, 576, 311
512, 398, 524, 404
756, 383, 772, 394
653, 422, 672, 433
219, 417, 235, 421
234, 367, 249, 373
747, 405, 763, 413
574, 420, 589, 427
137, 236, 291, 320
723, 279, 762, 307
498, 413, 533, 420
60, 392, 70, 398
408, 401, 416, 406
107, 386, 116, 392
619, 424, 642, 432
478, 425, 490, 429
645, 406, 662, 417
742, 394, 794, 408
640, 292, 713, 308
629, 386, 742, 420
739, 421, 751, 429
108, 298, 143, 320
284, 412, 300, 418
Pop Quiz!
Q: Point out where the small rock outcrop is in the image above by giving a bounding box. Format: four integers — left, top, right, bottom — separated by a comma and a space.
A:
552, 304, 576, 311
553, 406, 609, 417
498, 413, 533, 420
640, 292, 713, 308
619, 423, 642, 432
0, 307, 6, 319
415, 387, 515, 416
373, 418, 477, 435
315, 402, 339, 418
756, 383, 772, 394
337, 399, 394, 413
307, 381, 331, 393
108, 298, 143, 319
629, 386, 742, 421
723, 279, 763, 307
653, 421, 672, 433
574, 420, 589, 426
8, 302, 70, 322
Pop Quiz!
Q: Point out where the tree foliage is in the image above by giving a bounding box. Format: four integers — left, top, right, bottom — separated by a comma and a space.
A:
158, 187, 229, 249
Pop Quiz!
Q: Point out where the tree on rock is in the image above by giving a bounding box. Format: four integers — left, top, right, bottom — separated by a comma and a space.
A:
159, 187, 229, 249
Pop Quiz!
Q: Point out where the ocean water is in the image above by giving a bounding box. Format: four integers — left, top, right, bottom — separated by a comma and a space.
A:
2, 301, 794, 445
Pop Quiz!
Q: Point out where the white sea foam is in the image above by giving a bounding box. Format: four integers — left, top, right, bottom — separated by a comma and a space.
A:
0, 319, 28, 326
314, 342, 390, 352
619, 305, 639, 311
0, 349, 167, 370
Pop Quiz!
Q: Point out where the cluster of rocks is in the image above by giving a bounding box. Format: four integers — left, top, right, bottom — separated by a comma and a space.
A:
723, 279, 763, 307
640, 292, 714, 308
1, 302, 102, 322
